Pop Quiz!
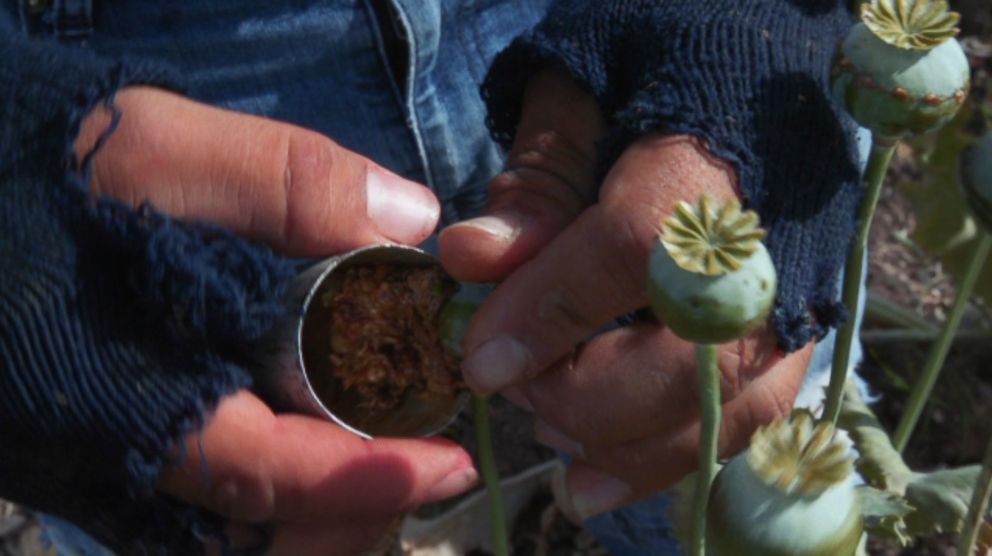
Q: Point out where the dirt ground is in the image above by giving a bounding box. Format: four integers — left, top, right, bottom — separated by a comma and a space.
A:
861, 164, 992, 556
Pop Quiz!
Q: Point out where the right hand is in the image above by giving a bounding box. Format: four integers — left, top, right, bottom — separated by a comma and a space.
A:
75, 87, 477, 555
440, 72, 810, 520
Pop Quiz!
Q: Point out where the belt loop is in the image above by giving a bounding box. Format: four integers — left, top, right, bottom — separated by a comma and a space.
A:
53, 0, 93, 38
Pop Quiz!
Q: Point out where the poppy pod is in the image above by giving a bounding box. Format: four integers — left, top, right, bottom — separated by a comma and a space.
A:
646, 195, 776, 344
706, 411, 863, 556
831, 0, 969, 140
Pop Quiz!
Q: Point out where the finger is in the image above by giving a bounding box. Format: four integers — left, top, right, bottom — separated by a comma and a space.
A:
460, 135, 739, 393
524, 324, 784, 449
552, 343, 811, 521
76, 87, 439, 256
158, 391, 478, 523
439, 70, 603, 282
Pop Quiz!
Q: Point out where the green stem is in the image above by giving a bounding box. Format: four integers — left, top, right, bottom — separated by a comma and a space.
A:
690, 343, 721, 556
823, 138, 896, 426
472, 394, 509, 556
893, 231, 992, 452
861, 328, 992, 344
866, 292, 940, 333
957, 434, 992, 556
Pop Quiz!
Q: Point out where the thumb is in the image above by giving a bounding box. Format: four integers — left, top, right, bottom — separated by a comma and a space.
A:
439, 71, 603, 282
158, 391, 478, 523
75, 87, 439, 257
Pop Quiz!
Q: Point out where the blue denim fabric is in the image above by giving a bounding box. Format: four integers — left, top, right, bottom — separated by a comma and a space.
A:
14, 0, 551, 226
38, 515, 115, 556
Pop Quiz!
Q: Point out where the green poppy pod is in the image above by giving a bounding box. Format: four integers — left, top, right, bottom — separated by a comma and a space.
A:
706, 411, 863, 556
646, 195, 776, 345
960, 132, 992, 233
831, 0, 969, 140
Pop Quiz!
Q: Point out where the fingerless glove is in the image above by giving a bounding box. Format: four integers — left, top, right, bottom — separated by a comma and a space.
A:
483, 0, 863, 351
0, 31, 294, 555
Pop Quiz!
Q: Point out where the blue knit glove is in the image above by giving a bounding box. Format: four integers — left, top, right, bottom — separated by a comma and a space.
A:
482, 0, 865, 350
0, 30, 294, 554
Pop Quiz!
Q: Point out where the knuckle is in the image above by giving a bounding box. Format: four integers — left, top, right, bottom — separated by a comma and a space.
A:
717, 346, 747, 400
601, 211, 658, 301
508, 130, 597, 197
488, 127, 597, 219
716, 330, 783, 399
279, 130, 343, 250
488, 168, 585, 222
753, 380, 798, 424
766, 377, 802, 419
535, 284, 603, 339
208, 471, 275, 522
731, 381, 797, 452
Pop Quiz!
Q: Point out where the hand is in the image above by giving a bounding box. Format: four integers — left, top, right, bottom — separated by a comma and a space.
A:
439, 72, 813, 520
75, 86, 440, 256
159, 392, 477, 556
76, 87, 477, 555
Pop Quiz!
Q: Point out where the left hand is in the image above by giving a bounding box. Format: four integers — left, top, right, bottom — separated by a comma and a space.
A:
439, 71, 814, 520
75, 88, 475, 555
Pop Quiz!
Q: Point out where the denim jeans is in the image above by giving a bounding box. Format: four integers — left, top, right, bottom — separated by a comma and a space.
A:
12, 0, 553, 227
7, 1, 869, 554
38, 515, 115, 556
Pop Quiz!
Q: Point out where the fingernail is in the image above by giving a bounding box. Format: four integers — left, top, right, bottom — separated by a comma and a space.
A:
554, 468, 631, 521
425, 466, 479, 501
462, 336, 534, 394
550, 466, 581, 524
534, 420, 585, 458
366, 166, 440, 243
453, 213, 525, 241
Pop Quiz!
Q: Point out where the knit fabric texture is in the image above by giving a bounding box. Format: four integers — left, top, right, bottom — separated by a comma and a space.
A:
482, 0, 864, 351
0, 31, 295, 555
